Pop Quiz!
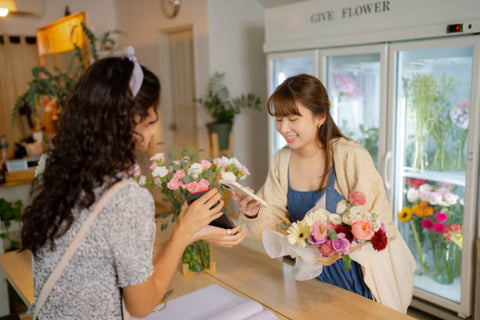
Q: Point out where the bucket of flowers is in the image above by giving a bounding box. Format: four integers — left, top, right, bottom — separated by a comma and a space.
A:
262, 191, 388, 280
131, 146, 250, 275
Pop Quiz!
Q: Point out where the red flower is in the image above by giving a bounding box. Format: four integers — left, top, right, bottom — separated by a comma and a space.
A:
334, 225, 354, 243
371, 229, 387, 251
406, 178, 427, 189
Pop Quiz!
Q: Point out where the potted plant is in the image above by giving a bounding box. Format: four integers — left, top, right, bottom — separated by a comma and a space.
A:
0, 198, 23, 252
195, 72, 262, 150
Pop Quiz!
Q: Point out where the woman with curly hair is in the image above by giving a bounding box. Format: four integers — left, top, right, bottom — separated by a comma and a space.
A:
21, 50, 245, 319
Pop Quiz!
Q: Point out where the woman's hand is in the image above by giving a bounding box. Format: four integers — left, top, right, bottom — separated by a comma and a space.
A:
231, 190, 262, 219
192, 225, 246, 247
315, 253, 342, 266
174, 189, 224, 245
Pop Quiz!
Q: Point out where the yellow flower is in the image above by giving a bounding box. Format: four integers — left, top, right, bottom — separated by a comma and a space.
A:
398, 207, 412, 222
287, 221, 311, 248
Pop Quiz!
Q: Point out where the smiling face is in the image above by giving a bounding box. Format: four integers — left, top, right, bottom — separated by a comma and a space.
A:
275, 103, 326, 150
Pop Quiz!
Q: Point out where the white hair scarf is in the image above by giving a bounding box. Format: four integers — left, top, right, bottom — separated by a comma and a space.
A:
125, 46, 144, 97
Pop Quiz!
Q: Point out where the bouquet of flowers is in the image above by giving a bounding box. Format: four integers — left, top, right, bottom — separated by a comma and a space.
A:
131, 146, 250, 273
286, 191, 388, 272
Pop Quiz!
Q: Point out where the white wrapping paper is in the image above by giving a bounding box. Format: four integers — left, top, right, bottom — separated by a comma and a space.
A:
262, 229, 324, 281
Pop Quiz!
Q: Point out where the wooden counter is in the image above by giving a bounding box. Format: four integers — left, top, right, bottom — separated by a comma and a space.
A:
0, 245, 413, 319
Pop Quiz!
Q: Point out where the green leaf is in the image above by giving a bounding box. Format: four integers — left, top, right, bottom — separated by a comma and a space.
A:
343, 254, 352, 271
327, 227, 337, 240
159, 212, 169, 218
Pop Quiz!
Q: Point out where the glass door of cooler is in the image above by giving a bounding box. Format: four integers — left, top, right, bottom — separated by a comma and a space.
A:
267, 50, 318, 158
320, 45, 387, 173
389, 36, 480, 318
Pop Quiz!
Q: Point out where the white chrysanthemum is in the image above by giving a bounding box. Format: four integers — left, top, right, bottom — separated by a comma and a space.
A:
221, 171, 236, 181
138, 175, 146, 186
287, 221, 311, 248
342, 212, 354, 224
328, 213, 342, 224
336, 200, 348, 214
349, 205, 364, 219
152, 166, 169, 178
188, 163, 203, 179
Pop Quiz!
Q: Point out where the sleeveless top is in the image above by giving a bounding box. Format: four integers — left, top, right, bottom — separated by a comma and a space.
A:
287, 169, 372, 299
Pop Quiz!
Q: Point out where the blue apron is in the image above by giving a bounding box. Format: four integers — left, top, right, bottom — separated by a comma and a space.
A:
287, 169, 372, 299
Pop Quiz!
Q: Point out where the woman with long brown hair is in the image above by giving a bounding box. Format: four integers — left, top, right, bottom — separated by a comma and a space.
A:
234, 74, 415, 312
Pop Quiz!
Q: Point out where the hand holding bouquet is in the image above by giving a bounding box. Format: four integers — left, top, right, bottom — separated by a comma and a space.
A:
286, 191, 388, 271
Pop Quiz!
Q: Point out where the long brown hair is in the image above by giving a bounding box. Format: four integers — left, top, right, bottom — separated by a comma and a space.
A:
267, 73, 347, 190
21, 57, 160, 255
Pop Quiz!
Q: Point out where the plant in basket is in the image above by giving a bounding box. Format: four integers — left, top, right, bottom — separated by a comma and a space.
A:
130, 145, 250, 273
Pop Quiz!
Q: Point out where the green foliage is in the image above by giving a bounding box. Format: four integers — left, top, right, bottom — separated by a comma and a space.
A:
195, 72, 262, 123
12, 22, 124, 122
0, 198, 23, 251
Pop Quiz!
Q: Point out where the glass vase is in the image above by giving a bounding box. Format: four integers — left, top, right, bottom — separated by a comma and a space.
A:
182, 240, 210, 273
430, 237, 454, 285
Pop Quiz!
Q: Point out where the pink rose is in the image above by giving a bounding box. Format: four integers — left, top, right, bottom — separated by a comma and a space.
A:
351, 219, 374, 240
201, 160, 212, 170
348, 191, 366, 206
332, 233, 350, 254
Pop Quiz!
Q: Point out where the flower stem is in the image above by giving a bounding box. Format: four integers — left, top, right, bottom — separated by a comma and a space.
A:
410, 220, 429, 274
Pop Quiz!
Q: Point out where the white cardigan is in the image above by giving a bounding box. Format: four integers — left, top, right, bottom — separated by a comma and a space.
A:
240, 138, 416, 313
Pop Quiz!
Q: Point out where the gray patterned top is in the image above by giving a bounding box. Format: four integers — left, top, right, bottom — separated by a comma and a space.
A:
30, 179, 155, 319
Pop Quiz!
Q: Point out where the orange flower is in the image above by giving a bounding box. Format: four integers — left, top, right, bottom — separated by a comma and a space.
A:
423, 206, 434, 216
412, 204, 424, 216
419, 201, 429, 208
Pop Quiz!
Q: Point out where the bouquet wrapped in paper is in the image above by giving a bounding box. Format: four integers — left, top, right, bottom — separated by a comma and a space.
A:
263, 191, 388, 280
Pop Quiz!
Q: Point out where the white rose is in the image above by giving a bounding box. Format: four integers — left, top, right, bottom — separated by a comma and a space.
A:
336, 200, 348, 214
138, 175, 146, 186
429, 192, 442, 205
188, 163, 203, 179
419, 191, 431, 203
221, 171, 236, 181
152, 166, 169, 178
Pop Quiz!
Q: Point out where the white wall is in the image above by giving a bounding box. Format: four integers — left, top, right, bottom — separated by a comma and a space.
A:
208, 0, 268, 191
0, 0, 117, 35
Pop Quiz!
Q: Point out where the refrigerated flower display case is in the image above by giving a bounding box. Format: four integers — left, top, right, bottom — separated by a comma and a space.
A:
264, 0, 480, 318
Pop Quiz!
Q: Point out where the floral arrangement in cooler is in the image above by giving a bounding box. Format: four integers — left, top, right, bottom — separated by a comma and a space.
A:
332, 73, 361, 100
398, 178, 463, 284
131, 146, 250, 272
449, 101, 469, 170
286, 191, 387, 271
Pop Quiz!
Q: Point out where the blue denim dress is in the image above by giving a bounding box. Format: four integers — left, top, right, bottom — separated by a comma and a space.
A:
287, 169, 373, 299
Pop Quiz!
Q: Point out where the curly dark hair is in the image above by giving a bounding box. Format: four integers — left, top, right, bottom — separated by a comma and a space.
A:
21, 57, 160, 255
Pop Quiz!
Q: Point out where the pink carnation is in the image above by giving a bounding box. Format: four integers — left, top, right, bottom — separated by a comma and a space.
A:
351, 219, 374, 240
196, 179, 210, 192
241, 166, 250, 176
173, 169, 186, 180
201, 160, 212, 170
349, 191, 366, 206
214, 158, 227, 169
186, 181, 199, 193
128, 163, 141, 177
149, 153, 165, 162
150, 162, 158, 170
167, 179, 181, 190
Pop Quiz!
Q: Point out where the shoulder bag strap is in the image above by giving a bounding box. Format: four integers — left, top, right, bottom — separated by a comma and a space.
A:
33, 180, 137, 319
